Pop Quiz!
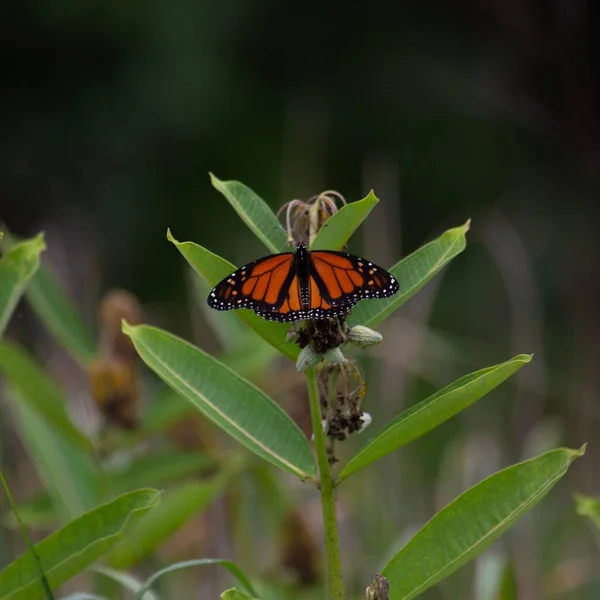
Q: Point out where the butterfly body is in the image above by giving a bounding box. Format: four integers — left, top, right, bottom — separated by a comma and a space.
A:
208, 243, 399, 322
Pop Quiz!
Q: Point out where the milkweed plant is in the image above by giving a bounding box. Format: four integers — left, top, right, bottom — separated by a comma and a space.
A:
0, 176, 587, 600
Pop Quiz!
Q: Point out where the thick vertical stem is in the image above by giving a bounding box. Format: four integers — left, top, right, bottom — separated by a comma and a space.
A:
305, 368, 345, 600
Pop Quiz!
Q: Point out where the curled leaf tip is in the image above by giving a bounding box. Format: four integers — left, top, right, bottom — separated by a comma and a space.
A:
464, 218, 472, 231
166, 228, 178, 244
121, 319, 133, 336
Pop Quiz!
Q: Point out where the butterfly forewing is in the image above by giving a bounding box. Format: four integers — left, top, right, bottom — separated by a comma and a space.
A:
309, 250, 399, 306
207, 252, 295, 315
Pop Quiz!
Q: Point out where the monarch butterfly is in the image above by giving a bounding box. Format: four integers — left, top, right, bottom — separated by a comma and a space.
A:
207, 243, 399, 322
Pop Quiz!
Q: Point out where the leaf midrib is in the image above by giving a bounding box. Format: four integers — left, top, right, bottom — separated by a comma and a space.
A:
399, 462, 568, 599
136, 338, 314, 480
341, 362, 519, 481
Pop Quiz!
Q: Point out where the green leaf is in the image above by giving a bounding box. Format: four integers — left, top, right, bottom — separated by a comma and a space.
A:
26, 263, 96, 368
0, 489, 160, 600
168, 231, 298, 360
11, 397, 99, 521
190, 268, 249, 351
91, 566, 159, 600
382, 446, 585, 599
0, 234, 45, 337
310, 191, 379, 250
349, 220, 470, 327
210, 173, 288, 254
109, 451, 216, 494
339, 354, 531, 483
134, 559, 257, 600
2, 493, 57, 530
107, 478, 228, 569
220, 590, 258, 600
123, 323, 315, 480
0, 340, 91, 452
575, 493, 600, 530
0, 470, 55, 600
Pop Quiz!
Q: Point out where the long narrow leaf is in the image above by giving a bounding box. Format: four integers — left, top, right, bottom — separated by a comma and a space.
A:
349, 221, 469, 327
26, 264, 96, 368
108, 451, 216, 494
123, 323, 315, 479
0, 471, 55, 600
382, 446, 585, 599
107, 478, 228, 569
210, 174, 288, 254
168, 231, 298, 360
0, 340, 91, 452
91, 566, 159, 600
135, 559, 257, 600
339, 354, 532, 483
11, 397, 98, 521
0, 234, 45, 337
0, 490, 160, 600
310, 191, 379, 251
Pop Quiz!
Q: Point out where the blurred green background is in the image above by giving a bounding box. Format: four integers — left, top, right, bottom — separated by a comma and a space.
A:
1, 1, 600, 598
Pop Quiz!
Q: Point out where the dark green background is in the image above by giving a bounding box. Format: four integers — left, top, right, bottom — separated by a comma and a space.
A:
2, 1, 599, 597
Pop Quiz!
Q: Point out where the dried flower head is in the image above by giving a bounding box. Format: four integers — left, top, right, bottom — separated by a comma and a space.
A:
278, 190, 347, 247
317, 359, 368, 463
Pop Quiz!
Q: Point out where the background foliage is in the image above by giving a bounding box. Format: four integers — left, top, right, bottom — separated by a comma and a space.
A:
1, 1, 599, 598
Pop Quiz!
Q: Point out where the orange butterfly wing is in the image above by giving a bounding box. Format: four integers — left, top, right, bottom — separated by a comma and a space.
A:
208, 245, 399, 322
208, 252, 297, 321
306, 250, 398, 319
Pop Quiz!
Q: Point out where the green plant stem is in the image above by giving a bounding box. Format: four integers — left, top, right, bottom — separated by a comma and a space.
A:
306, 368, 345, 600
0, 469, 55, 600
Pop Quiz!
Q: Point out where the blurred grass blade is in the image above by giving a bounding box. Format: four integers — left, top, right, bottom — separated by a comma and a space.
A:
91, 566, 159, 600
0, 233, 45, 337
210, 173, 288, 253
2, 492, 57, 530
221, 590, 257, 600
168, 231, 298, 360
26, 264, 96, 368
109, 451, 216, 494
11, 396, 98, 521
310, 191, 379, 250
575, 493, 600, 530
0, 489, 160, 600
382, 446, 585, 599
349, 220, 470, 327
339, 354, 532, 483
0, 340, 91, 452
189, 267, 248, 351
0, 470, 55, 600
135, 559, 257, 600
108, 477, 228, 569
189, 268, 278, 375
123, 323, 315, 479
